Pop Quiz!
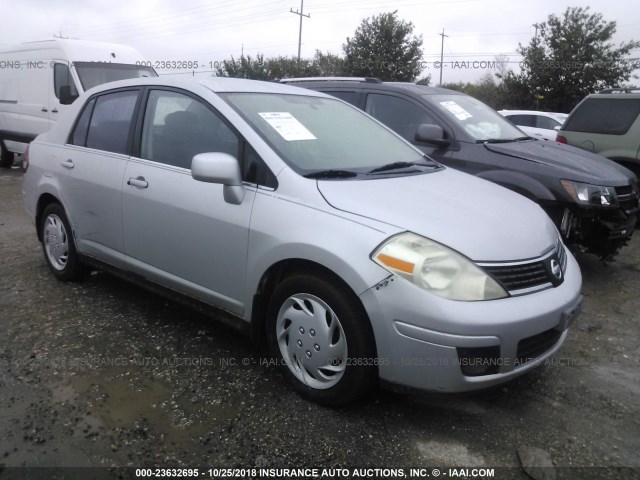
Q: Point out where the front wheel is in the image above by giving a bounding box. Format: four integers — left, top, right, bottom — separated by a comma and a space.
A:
266, 273, 377, 406
0, 142, 14, 168
40, 203, 86, 281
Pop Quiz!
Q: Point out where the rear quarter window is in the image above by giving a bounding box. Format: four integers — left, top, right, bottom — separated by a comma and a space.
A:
564, 98, 640, 135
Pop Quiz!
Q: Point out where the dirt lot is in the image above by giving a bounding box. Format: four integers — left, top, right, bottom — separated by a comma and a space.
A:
0, 166, 639, 479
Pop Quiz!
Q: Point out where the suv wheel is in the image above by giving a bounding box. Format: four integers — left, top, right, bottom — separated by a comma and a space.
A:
266, 273, 377, 406
40, 203, 86, 281
0, 142, 14, 168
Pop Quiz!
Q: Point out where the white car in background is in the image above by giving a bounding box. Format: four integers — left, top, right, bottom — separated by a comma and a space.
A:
498, 110, 567, 141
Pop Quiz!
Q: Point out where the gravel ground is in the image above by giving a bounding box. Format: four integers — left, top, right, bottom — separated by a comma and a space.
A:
0, 166, 639, 479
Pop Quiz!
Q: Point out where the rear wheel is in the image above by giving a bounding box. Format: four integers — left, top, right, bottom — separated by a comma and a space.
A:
266, 272, 377, 406
0, 142, 14, 168
40, 203, 86, 281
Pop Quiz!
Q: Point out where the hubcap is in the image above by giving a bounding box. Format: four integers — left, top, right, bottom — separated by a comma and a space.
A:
276, 293, 347, 390
43, 214, 69, 271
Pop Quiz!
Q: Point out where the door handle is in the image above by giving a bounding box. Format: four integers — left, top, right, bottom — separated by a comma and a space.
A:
61, 159, 74, 169
127, 177, 148, 188
52, 108, 59, 113
41, 107, 48, 112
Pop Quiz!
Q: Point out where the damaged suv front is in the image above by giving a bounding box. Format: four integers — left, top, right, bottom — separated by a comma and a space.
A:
557, 177, 638, 258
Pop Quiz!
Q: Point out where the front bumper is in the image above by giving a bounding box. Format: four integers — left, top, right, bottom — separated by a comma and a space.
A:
560, 193, 639, 257
359, 247, 583, 392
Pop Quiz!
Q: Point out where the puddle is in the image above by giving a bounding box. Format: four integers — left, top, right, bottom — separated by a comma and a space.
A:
61, 366, 243, 448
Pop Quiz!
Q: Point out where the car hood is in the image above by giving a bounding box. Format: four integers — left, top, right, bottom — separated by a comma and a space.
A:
317, 169, 558, 262
483, 140, 635, 185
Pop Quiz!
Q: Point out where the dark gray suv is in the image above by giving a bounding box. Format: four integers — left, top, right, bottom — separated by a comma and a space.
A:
283, 78, 639, 259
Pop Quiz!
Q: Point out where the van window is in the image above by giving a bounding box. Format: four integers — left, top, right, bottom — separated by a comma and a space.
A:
86, 90, 139, 154
74, 62, 157, 91
53, 63, 79, 101
70, 98, 96, 146
564, 98, 640, 135
140, 90, 239, 169
365, 93, 437, 142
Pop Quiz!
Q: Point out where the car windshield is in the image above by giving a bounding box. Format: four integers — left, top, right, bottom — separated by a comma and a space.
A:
220, 93, 434, 176
73, 62, 158, 91
430, 94, 525, 142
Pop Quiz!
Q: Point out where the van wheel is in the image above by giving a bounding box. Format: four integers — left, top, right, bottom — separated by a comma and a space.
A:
0, 143, 13, 168
40, 203, 86, 281
266, 273, 377, 406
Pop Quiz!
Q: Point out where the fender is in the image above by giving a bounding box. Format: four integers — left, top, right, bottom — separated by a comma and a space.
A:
476, 169, 556, 203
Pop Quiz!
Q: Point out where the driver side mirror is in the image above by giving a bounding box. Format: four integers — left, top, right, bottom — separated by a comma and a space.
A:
59, 85, 78, 105
415, 124, 450, 148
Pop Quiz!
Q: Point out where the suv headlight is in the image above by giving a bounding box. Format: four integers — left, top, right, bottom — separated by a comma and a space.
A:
372, 232, 508, 301
560, 179, 614, 206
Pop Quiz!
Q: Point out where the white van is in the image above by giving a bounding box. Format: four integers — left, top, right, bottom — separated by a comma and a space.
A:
0, 38, 157, 167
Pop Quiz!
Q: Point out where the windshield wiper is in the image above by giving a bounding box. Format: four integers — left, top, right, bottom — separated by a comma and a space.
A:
476, 138, 515, 144
477, 136, 534, 144
303, 169, 359, 179
368, 160, 437, 174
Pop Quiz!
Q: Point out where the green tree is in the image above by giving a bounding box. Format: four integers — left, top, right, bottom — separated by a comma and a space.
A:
311, 50, 348, 76
215, 54, 271, 80
515, 7, 640, 112
215, 51, 348, 80
343, 11, 423, 81
442, 74, 502, 109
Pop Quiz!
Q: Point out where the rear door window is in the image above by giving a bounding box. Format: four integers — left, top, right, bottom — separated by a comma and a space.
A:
85, 90, 139, 154
323, 90, 360, 107
564, 98, 640, 135
507, 115, 535, 127
536, 115, 561, 130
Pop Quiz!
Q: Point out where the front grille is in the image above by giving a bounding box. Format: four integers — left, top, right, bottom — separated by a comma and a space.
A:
479, 240, 567, 295
615, 185, 634, 196
615, 185, 639, 213
516, 328, 562, 364
483, 261, 549, 292
557, 241, 567, 270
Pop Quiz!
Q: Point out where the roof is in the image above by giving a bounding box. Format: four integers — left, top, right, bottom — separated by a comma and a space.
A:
499, 110, 568, 119
82, 76, 329, 96
0, 38, 144, 63
281, 77, 461, 96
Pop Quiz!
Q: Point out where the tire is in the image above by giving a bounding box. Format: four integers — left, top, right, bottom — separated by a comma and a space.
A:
39, 203, 86, 281
0, 142, 14, 168
266, 272, 377, 406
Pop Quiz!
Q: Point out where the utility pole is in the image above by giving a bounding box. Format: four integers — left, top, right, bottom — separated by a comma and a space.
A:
533, 23, 540, 42
438, 28, 448, 86
290, 0, 310, 62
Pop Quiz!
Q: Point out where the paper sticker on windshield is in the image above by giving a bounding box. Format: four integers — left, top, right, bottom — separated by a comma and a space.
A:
439, 101, 472, 121
258, 112, 316, 141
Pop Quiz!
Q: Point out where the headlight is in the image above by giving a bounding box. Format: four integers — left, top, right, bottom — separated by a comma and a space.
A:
560, 179, 614, 206
372, 232, 508, 301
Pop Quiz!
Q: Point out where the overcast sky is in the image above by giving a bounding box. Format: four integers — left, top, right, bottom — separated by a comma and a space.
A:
1, 0, 638, 83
